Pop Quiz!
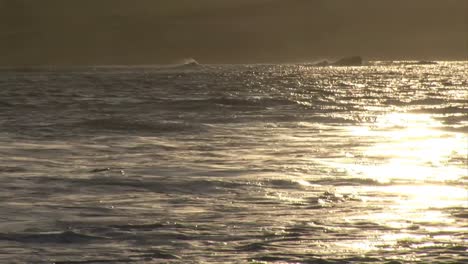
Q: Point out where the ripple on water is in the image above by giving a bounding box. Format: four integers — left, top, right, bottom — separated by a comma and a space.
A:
0, 63, 466, 263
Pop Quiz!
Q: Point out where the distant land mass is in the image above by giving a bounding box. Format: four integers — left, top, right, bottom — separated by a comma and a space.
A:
0, 0, 466, 66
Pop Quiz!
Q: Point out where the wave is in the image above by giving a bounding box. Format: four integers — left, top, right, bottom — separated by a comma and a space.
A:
306, 56, 364, 67
439, 125, 468, 133
0, 166, 27, 173
0, 100, 13, 108
181, 96, 296, 108
410, 106, 467, 114
385, 98, 449, 106
72, 118, 205, 134
307, 177, 384, 186
0, 230, 105, 244
64, 176, 250, 195
396, 60, 438, 65
169, 58, 201, 69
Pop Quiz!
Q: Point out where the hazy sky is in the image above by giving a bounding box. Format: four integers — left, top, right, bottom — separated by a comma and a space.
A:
1, 0, 467, 65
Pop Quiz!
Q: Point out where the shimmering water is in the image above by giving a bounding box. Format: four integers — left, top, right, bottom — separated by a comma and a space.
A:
0, 62, 466, 263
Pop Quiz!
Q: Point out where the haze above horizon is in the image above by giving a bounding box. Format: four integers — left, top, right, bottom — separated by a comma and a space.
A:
0, 0, 467, 66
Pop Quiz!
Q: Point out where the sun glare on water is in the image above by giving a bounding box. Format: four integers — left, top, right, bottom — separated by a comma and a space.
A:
334, 112, 467, 251
348, 112, 466, 183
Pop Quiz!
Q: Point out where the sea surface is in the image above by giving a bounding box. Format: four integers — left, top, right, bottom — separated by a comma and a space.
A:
0, 61, 466, 263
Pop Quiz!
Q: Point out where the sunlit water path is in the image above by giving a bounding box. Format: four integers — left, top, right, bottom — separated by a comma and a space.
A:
0, 62, 466, 263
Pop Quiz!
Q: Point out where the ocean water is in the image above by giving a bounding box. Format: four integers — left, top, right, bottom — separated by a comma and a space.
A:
0, 62, 466, 264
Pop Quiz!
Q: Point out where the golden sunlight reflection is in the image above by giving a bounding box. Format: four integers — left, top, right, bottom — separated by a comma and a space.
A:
327, 112, 467, 253
343, 112, 467, 183
341, 185, 466, 223
337, 184, 467, 253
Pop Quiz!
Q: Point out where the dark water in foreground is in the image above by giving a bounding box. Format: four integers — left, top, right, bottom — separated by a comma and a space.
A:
0, 62, 467, 263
